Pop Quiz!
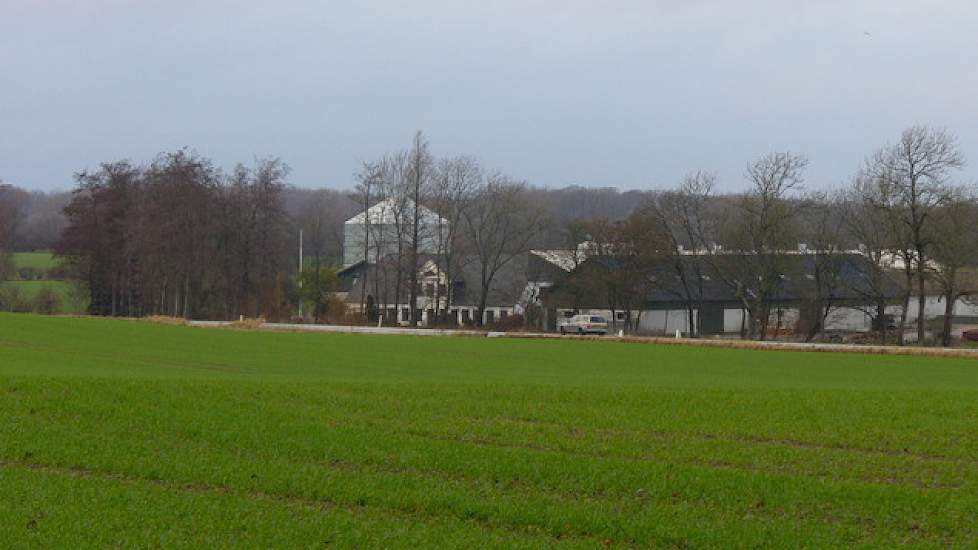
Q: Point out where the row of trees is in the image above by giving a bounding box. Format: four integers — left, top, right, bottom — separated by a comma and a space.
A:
56, 151, 294, 319
0, 181, 650, 258
49, 136, 549, 325
566, 125, 976, 345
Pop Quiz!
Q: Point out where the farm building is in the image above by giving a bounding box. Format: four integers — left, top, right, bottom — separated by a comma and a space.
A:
539, 252, 910, 337
342, 198, 448, 267
337, 254, 531, 326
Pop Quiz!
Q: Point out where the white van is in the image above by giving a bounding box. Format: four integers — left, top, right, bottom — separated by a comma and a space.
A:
559, 315, 609, 335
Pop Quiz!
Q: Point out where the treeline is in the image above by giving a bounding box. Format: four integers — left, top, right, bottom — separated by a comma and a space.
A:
1, 181, 645, 261
54, 151, 294, 319
1, 141, 639, 322
0, 184, 70, 260
564, 125, 978, 345
5, 125, 977, 344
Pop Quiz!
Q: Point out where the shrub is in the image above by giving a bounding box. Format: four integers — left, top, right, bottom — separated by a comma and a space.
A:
0, 253, 13, 281
47, 264, 69, 280
0, 286, 21, 311
17, 267, 44, 281
33, 286, 63, 315
324, 297, 347, 323
12, 296, 33, 313
491, 313, 526, 332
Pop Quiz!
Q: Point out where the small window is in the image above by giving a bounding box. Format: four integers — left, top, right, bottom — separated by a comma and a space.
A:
615, 312, 626, 321
591, 316, 607, 323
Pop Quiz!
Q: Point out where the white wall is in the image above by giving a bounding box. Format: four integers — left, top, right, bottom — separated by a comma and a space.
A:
824, 307, 874, 331
723, 309, 744, 333
564, 298, 978, 336
343, 222, 442, 267
897, 296, 978, 323
637, 310, 693, 335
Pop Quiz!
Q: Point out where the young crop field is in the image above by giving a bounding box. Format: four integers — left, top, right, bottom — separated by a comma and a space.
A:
2, 314, 978, 547
11, 251, 59, 271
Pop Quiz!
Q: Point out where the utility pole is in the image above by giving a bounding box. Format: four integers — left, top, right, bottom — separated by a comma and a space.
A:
298, 228, 303, 319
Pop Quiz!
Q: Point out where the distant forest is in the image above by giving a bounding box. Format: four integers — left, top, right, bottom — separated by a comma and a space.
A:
0, 178, 647, 258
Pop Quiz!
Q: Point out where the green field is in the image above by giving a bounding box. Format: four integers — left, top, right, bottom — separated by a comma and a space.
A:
2, 314, 978, 547
4, 252, 84, 313
12, 251, 59, 271
1, 280, 87, 314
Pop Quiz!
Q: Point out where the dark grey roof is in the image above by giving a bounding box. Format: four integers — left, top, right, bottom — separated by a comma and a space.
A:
547, 252, 902, 308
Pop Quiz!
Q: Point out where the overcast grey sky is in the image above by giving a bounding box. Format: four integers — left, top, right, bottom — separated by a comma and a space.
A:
2, 1, 977, 191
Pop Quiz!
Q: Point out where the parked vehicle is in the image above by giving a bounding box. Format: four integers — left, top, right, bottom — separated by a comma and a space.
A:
962, 330, 978, 343
559, 315, 609, 335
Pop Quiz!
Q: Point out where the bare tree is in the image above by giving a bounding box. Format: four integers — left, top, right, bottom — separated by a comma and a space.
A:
798, 192, 845, 342
430, 155, 480, 321
59, 161, 142, 316
865, 174, 917, 345
376, 152, 412, 323
406, 131, 433, 327
712, 152, 807, 339
928, 191, 978, 346
463, 175, 547, 327
640, 171, 717, 336
296, 190, 342, 320
352, 162, 380, 317
214, 164, 251, 318
840, 176, 899, 343
248, 158, 291, 318
865, 125, 965, 344
58, 151, 298, 321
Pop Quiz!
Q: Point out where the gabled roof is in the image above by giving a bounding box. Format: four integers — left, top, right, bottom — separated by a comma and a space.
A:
344, 198, 447, 226
529, 249, 584, 272
548, 252, 903, 308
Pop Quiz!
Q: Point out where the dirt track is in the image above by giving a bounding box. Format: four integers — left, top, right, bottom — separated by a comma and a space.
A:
185, 320, 978, 361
